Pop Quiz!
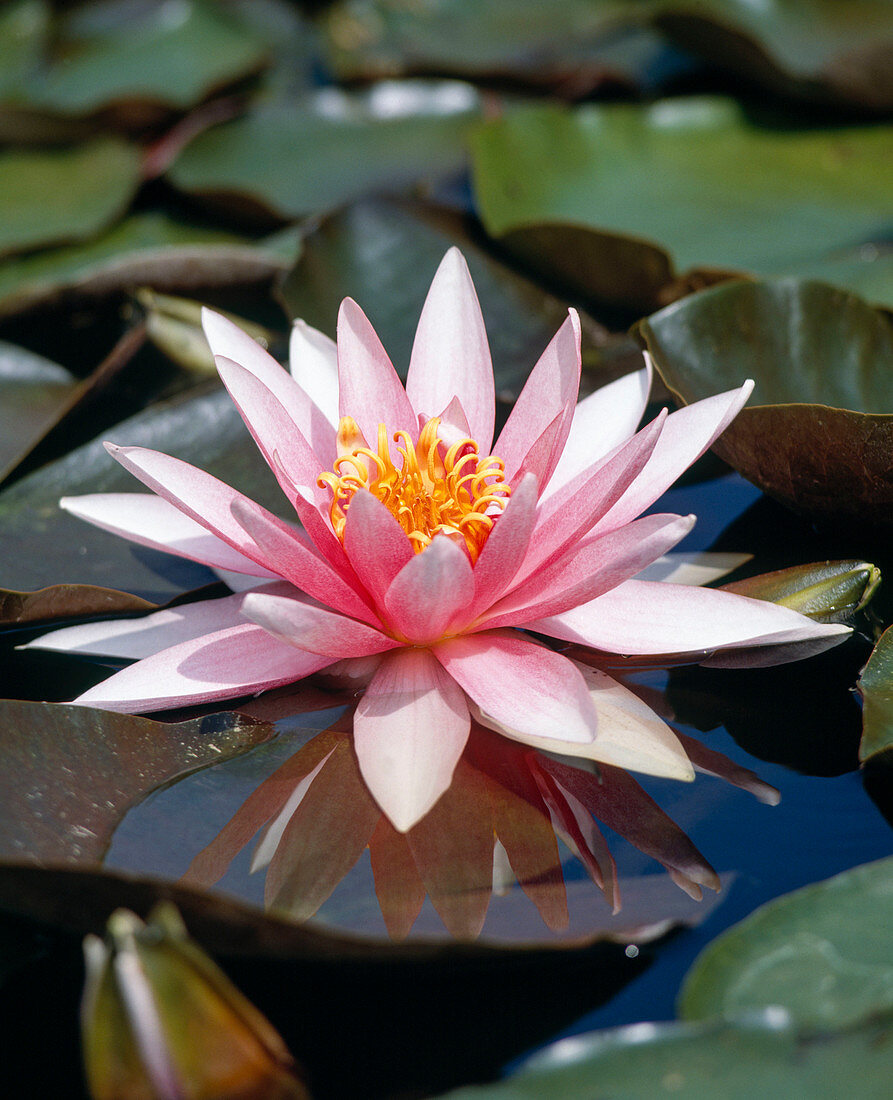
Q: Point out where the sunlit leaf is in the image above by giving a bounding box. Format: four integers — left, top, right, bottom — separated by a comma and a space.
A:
281, 199, 631, 401
858, 626, 893, 763
637, 278, 893, 528
27, 0, 268, 115
167, 81, 482, 220
471, 97, 893, 309
0, 212, 296, 322
679, 856, 893, 1029
0, 138, 140, 260
655, 0, 893, 110
444, 1009, 893, 1097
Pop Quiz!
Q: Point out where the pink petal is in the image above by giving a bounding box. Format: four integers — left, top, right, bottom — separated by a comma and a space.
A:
481, 512, 695, 628
515, 411, 665, 581
203, 309, 334, 464
592, 382, 754, 536
240, 590, 399, 657
73, 623, 333, 713
354, 648, 471, 832
288, 318, 339, 429
465, 473, 538, 621
528, 579, 852, 657
434, 631, 598, 746
434, 395, 472, 451
543, 357, 652, 500
342, 490, 414, 606
60, 493, 276, 578
337, 298, 416, 446
406, 248, 495, 451
636, 551, 752, 585
675, 731, 779, 805
384, 536, 475, 643
368, 818, 427, 941
25, 591, 251, 659
494, 310, 581, 487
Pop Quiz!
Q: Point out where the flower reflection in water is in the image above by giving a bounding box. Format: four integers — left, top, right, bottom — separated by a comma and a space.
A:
183, 696, 777, 942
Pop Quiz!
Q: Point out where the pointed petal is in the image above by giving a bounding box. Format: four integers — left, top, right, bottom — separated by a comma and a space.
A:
241, 590, 399, 657
593, 382, 754, 535
529, 579, 852, 658
675, 731, 779, 805
494, 310, 581, 487
289, 318, 339, 429
406, 248, 495, 450
25, 591, 249, 659
73, 623, 333, 713
203, 309, 334, 464
636, 551, 752, 585
60, 494, 276, 578
482, 512, 695, 628
337, 298, 416, 446
434, 631, 598, 746
466, 473, 538, 620
342, 490, 414, 606
434, 395, 472, 451
354, 648, 471, 833
544, 357, 651, 499
384, 536, 474, 642
369, 818, 428, 941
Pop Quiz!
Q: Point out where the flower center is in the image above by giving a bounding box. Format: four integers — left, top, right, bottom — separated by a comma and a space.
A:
318, 416, 511, 562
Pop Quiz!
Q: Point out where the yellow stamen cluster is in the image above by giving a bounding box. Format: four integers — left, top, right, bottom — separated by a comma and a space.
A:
318, 416, 511, 562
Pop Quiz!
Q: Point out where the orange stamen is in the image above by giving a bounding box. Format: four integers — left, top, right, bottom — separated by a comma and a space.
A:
318, 417, 511, 562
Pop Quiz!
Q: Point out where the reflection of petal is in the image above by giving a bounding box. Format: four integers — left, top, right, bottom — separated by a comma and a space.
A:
265, 738, 380, 919
675, 731, 780, 806
539, 756, 720, 900
369, 818, 427, 942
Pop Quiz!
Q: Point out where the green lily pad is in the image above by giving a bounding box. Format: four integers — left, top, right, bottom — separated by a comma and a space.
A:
27, 0, 268, 116
679, 856, 893, 1030
471, 97, 893, 309
322, 0, 673, 94
281, 198, 630, 402
0, 583, 156, 628
636, 278, 893, 528
0, 341, 78, 481
444, 1009, 893, 1097
0, 212, 297, 322
654, 0, 893, 111
858, 626, 893, 763
0, 138, 141, 260
0, 0, 47, 100
166, 81, 481, 220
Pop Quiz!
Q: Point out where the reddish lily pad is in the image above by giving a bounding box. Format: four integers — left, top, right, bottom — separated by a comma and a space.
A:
858, 625, 893, 763
0, 583, 155, 628
636, 278, 893, 528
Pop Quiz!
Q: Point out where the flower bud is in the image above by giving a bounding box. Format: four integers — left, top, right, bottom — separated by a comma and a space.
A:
722, 560, 880, 623
81, 903, 308, 1100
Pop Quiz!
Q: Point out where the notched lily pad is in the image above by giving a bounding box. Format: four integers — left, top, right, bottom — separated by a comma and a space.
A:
167, 81, 482, 221
637, 278, 893, 528
858, 625, 893, 763
679, 856, 893, 1030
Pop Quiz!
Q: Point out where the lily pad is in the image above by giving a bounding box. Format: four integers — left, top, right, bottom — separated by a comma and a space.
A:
281, 199, 630, 401
679, 856, 893, 1030
322, 0, 677, 95
858, 626, 893, 763
166, 81, 482, 221
0, 583, 156, 628
444, 1009, 893, 1097
471, 97, 893, 309
636, 278, 893, 528
25, 0, 268, 116
0, 0, 47, 100
655, 0, 893, 111
0, 212, 297, 322
0, 138, 140, 260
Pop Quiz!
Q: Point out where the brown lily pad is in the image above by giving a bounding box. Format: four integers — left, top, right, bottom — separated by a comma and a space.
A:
636, 277, 893, 529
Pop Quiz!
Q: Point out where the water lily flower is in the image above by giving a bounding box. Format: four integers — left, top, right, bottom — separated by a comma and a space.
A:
33, 250, 850, 831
